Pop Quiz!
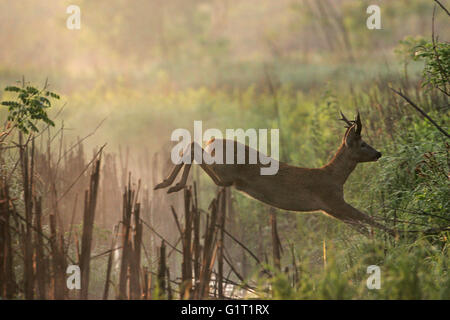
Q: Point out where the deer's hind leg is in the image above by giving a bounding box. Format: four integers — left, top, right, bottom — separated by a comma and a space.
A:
154, 141, 199, 191
167, 162, 233, 193
154, 162, 184, 190
167, 142, 233, 193
167, 163, 192, 193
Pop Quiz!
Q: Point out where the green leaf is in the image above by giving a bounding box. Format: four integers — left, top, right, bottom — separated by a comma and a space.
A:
4, 86, 21, 92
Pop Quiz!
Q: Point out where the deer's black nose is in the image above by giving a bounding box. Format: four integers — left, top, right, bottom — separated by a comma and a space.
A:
376, 152, 382, 159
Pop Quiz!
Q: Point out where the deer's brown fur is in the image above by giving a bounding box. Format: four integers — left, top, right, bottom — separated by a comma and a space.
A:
155, 112, 394, 236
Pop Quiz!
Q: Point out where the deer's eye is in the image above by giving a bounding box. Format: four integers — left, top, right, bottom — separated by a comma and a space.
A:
361, 142, 367, 148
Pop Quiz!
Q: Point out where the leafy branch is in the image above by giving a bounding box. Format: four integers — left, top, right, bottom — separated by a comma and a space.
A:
1, 80, 60, 135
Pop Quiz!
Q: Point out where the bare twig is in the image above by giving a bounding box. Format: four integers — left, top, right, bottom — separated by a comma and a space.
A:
57, 144, 106, 203
217, 224, 271, 276
434, 0, 450, 16
390, 88, 449, 138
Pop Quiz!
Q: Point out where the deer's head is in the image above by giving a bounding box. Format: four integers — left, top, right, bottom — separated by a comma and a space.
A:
340, 112, 382, 163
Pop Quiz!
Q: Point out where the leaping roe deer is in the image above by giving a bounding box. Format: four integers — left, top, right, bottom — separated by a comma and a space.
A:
154, 112, 394, 237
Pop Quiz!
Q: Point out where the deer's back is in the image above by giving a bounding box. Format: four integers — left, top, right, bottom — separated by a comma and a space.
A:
205, 139, 334, 212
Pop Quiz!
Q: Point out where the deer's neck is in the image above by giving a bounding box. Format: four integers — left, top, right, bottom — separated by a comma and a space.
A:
323, 144, 358, 185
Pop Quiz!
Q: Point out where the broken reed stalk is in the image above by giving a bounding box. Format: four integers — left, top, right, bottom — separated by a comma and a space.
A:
289, 242, 299, 287
157, 240, 167, 299
0, 179, 16, 299
217, 188, 227, 298
193, 183, 201, 288
166, 267, 173, 300
34, 196, 47, 299
270, 208, 282, 271
103, 224, 119, 300
142, 267, 151, 299
19, 134, 34, 299
118, 180, 133, 300
130, 202, 142, 299
197, 190, 223, 298
170, 188, 192, 299
182, 187, 193, 299
79, 157, 101, 299
117, 176, 143, 300
49, 210, 66, 299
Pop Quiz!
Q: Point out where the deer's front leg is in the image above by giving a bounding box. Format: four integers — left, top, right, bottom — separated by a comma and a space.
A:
324, 201, 394, 237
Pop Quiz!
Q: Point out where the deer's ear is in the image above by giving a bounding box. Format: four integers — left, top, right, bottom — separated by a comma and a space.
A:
344, 125, 360, 147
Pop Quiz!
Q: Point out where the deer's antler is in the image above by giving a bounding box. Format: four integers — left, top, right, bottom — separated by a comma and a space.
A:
339, 111, 355, 128
340, 111, 362, 136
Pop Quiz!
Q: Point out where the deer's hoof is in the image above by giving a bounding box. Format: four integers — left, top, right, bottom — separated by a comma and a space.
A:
154, 181, 170, 190
167, 184, 184, 193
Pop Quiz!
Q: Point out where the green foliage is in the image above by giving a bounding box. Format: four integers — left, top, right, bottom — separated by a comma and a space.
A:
414, 41, 450, 94
355, 120, 450, 233
253, 235, 450, 300
1, 83, 59, 134
396, 36, 450, 94
395, 36, 428, 62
